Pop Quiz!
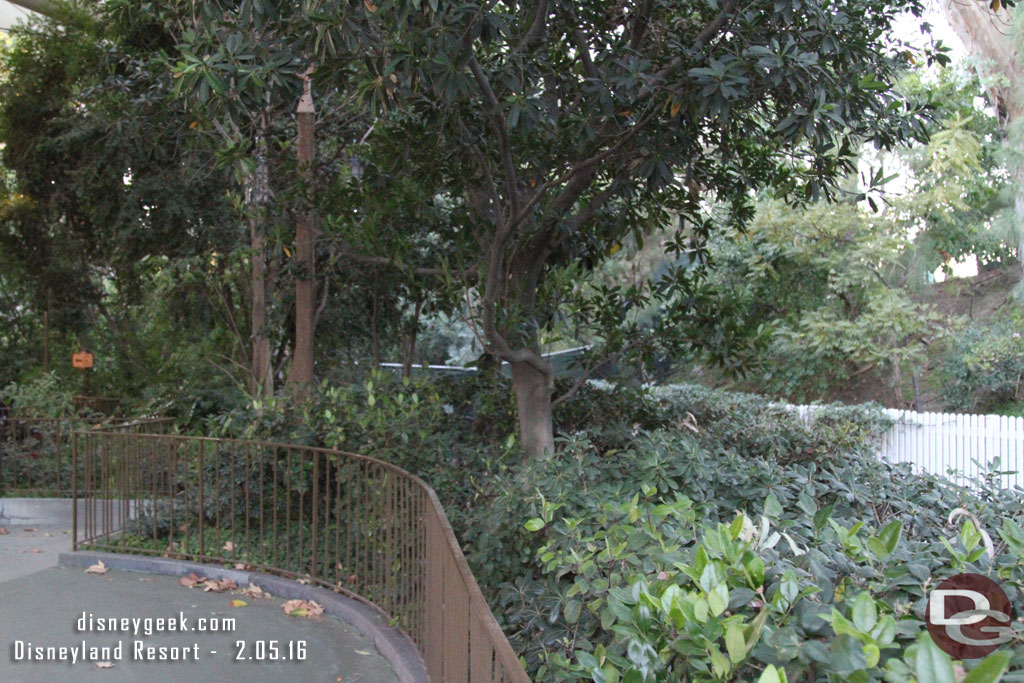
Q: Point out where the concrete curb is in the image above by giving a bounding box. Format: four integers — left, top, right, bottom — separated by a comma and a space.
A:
0, 497, 79, 527
59, 551, 427, 683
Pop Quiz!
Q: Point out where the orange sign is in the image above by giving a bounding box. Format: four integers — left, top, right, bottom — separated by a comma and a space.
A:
72, 352, 94, 369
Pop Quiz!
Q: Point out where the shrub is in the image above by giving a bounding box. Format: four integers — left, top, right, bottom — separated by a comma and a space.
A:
942, 316, 1024, 414
0, 372, 77, 418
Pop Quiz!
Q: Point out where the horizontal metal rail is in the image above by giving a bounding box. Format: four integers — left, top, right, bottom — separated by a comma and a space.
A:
73, 430, 529, 683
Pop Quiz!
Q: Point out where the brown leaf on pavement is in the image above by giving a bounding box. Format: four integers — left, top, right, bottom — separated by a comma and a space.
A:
85, 560, 109, 574
203, 578, 237, 593
282, 599, 324, 618
240, 583, 269, 599
178, 572, 205, 588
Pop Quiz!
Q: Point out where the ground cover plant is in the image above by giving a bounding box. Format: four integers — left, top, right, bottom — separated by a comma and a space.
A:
468, 385, 1024, 681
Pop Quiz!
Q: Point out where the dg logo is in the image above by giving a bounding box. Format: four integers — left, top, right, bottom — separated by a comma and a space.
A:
926, 573, 1015, 658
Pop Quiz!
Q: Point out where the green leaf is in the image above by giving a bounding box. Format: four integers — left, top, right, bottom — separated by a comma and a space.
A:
764, 493, 783, 518
524, 518, 545, 532
962, 651, 1012, 683
708, 582, 729, 617
877, 520, 903, 557
744, 554, 765, 588
915, 634, 955, 683
758, 664, 787, 683
797, 494, 817, 516
564, 599, 582, 624
863, 642, 880, 668
729, 513, 745, 540
725, 621, 747, 664
961, 519, 981, 552
851, 593, 877, 633
708, 645, 731, 678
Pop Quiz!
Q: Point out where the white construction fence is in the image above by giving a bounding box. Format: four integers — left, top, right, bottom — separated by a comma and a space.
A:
877, 409, 1024, 490
796, 405, 1024, 489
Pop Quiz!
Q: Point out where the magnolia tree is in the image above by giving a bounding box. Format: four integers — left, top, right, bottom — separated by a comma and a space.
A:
305, 0, 936, 458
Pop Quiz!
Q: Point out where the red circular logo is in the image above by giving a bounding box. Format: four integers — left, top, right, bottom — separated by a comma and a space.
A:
926, 573, 1013, 658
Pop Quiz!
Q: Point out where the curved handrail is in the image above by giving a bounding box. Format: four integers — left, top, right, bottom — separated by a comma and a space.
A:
72, 430, 529, 683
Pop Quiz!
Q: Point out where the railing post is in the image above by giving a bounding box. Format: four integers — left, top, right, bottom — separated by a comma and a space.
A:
72, 430, 78, 551
198, 439, 205, 558
311, 451, 319, 580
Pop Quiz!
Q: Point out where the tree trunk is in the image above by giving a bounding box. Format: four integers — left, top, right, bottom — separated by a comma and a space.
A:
286, 77, 316, 398
250, 216, 272, 397
509, 360, 555, 458
248, 120, 273, 398
401, 298, 424, 380
942, 0, 1024, 280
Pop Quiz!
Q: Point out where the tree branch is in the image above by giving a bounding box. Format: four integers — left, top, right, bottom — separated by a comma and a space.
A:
517, 0, 549, 51
629, 0, 656, 51
467, 53, 521, 228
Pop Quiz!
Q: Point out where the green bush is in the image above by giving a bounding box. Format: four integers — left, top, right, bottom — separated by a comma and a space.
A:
200, 376, 1024, 681
942, 316, 1024, 414
0, 372, 77, 418
458, 386, 1023, 682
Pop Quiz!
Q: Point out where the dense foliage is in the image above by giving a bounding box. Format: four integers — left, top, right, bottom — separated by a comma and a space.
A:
201, 375, 1024, 681
941, 313, 1024, 415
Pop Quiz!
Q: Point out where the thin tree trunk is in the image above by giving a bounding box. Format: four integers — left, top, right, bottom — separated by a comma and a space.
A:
509, 360, 555, 458
248, 115, 273, 398
287, 75, 316, 398
402, 298, 424, 379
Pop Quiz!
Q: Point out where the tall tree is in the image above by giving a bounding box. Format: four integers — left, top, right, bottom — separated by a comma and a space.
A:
317, 0, 935, 458
941, 0, 1024, 281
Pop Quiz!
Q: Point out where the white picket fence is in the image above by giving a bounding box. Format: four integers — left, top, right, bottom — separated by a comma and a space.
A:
877, 409, 1024, 490
795, 405, 1024, 489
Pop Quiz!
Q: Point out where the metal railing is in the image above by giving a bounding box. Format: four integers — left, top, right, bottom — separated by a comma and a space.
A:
73, 430, 530, 683
0, 417, 73, 495
73, 395, 121, 416
1, 417, 171, 496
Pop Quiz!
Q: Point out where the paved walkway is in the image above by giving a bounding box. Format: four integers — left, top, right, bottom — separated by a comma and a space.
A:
0, 517, 402, 683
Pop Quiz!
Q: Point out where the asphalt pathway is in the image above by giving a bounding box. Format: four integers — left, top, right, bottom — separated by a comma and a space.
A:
0, 522, 400, 683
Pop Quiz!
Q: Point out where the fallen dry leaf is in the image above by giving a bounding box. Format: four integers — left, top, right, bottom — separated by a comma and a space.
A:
0, 528, 7, 535
282, 599, 324, 618
203, 578, 237, 593
85, 560, 109, 574
20, 549, 43, 554
240, 583, 268, 599
96, 661, 114, 668
178, 573, 205, 588
354, 650, 371, 656
229, 599, 248, 607
43, 532, 51, 537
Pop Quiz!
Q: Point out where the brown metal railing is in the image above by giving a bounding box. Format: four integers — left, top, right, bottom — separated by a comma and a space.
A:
73, 395, 121, 416
1, 417, 171, 496
73, 430, 530, 683
0, 417, 72, 495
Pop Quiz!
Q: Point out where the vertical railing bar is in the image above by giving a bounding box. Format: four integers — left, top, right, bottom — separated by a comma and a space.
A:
311, 449, 319, 580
